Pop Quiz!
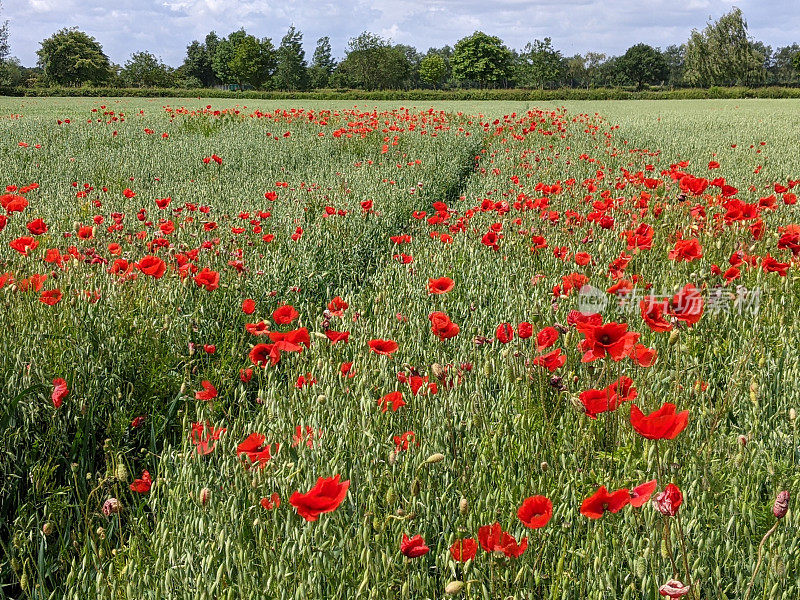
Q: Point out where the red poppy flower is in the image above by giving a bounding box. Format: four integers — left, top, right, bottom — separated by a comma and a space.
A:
137, 255, 167, 279
659, 579, 691, 598
495, 323, 514, 344
576, 321, 639, 362
400, 534, 430, 558
9, 236, 38, 255
450, 538, 478, 562
668, 238, 703, 263
368, 339, 398, 355
477, 522, 527, 558
532, 348, 566, 371
26, 218, 48, 236
669, 285, 703, 326
378, 391, 406, 413
517, 495, 553, 529
653, 483, 683, 516
236, 433, 278, 468
631, 343, 657, 367
327, 296, 348, 316
272, 304, 299, 324
130, 470, 152, 494
428, 277, 454, 294
191, 422, 226, 455
195, 381, 218, 401
629, 403, 689, 440
260, 493, 280, 510
241, 298, 256, 314
579, 376, 637, 419
39, 289, 63, 306
640, 297, 673, 332
325, 330, 350, 344
52, 378, 68, 408
192, 267, 219, 291
580, 485, 630, 519
630, 480, 658, 507
517, 322, 533, 339
245, 321, 271, 336
429, 311, 460, 340
289, 474, 350, 521
536, 326, 559, 351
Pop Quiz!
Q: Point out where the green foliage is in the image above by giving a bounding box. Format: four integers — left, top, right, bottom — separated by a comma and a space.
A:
451, 31, 514, 88
309, 37, 335, 89
616, 43, 668, 89
516, 37, 567, 89
121, 52, 174, 88
684, 8, 766, 86
335, 32, 411, 90
273, 26, 309, 92
36, 28, 112, 86
419, 54, 446, 89
0, 0, 8, 64
182, 33, 220, 88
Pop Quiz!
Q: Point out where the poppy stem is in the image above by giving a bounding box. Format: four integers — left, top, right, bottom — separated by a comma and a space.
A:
675, 514, 697, 600
663, 519, 679, 579
743, 520, 779, 600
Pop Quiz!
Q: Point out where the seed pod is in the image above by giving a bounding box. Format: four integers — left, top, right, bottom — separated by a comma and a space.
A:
424, 453, 445, 465
115, 461, 128, 482
445, 581, 464, 595
385, 487, 396, 505
773, 491, 790, 519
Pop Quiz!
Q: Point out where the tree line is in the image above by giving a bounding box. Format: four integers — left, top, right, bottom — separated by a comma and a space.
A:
1, 7, 799, 91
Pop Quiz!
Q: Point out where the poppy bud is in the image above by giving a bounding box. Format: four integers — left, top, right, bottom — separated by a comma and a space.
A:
668, 330, 680, 346
411, 479, 421, 497
386, 487, 397, 505
773, 490, 790, 519
540, 461, 549, 471
659, 579, 691, 598
459, 497, 468, 515
789, 408, 796, 422
445, 581, 464, 595
102, 497, 121, 516
42, 522, 53, 536
737, 435, 748, 447
199, 487, 211, 506
96, 527, 106, 541
317, 394, 327, 405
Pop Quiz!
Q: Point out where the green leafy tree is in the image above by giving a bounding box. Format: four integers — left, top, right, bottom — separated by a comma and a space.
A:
0, 1, 8, 64
792, 51, 800, 79
36, 28, 112, 86
616, 43, 668, 89
183, 32, 219, 87
309, 36, 335, 88
684, 8, 765, 86
662, 44, 685, 88
451, 31, 513, 88
121, 51, 173, 87
229, 35, 276, 89
419, 54, 446, 88
517, 37, 566, 89
274, 26, 309, 91
769, 44, 799, 84
335, 32, 410, 90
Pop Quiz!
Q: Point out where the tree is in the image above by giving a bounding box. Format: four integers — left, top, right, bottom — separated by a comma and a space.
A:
684, 8, 765, 86
37, 28, 112, 86
183, 32, 219, 87
662, 44, 685, 88
121, 51, 173, 87
771, 44, 800, 84
616, 43, 667, 89
451, 31, 513, 88
309, 36, 335, 88
793, 51, 800, 80
419, 54, 446, 88
213, 30, 275, 89
274, 26, 309, 91
229, 35, 276, 89
0, 1, 8, 64
335, 32, 410, 90
517, 38, 566, 89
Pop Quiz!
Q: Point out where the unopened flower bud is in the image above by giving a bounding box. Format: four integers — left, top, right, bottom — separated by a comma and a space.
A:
445, 581, 464, 595
773, 490, 790, 520
42, 522, 53, 536
424, 453, 445, 465
459, 497, 468, 515
199, 487, 211, 507
102, 497, 121, 517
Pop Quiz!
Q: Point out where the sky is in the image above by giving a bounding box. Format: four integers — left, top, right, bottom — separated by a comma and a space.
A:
4, 0, 799, 68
